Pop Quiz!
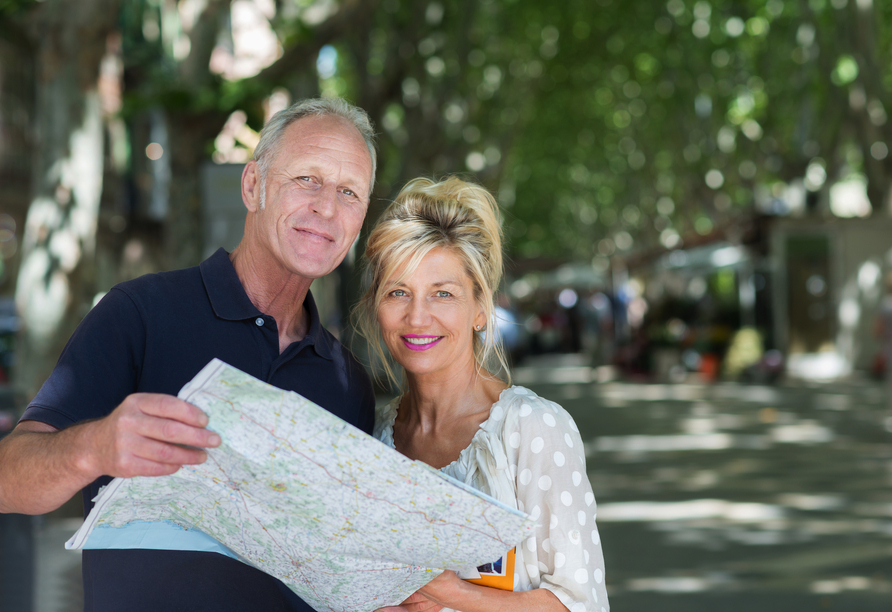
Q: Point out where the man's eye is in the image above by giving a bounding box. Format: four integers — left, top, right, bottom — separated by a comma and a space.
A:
342, 188, 355, 196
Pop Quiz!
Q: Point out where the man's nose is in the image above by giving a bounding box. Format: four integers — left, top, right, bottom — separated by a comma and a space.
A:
310, 184, 338, 217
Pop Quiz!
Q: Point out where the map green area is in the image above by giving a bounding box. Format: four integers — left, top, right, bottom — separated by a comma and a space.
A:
66, 359, 536, 612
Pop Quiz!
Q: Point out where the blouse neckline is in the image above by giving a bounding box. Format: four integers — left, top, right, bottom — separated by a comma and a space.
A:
379, 385, 521, 470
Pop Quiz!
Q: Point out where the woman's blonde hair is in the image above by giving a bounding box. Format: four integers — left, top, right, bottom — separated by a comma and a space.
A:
353, 176, 510, 389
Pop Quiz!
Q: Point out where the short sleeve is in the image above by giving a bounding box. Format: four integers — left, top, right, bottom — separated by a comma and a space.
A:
21, 287, 146, 429
510, 395, 608, 612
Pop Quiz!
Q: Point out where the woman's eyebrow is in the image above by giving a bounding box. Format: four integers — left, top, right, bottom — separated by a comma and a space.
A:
384, 278, 461, 289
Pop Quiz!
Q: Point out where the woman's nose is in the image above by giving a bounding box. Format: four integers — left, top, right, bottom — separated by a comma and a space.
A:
406, 297, 431, 326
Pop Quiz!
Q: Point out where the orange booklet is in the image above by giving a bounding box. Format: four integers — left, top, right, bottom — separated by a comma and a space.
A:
464, 547, 515, 591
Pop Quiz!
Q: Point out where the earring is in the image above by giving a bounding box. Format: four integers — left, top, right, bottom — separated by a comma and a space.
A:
475, 325, 481, 330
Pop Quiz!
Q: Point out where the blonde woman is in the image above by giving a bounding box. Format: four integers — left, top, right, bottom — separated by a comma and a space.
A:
356, 177, 608, 612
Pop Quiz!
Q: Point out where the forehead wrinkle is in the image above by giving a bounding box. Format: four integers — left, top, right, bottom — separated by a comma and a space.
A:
287, 146, 361, 175
278, 117, 372, 194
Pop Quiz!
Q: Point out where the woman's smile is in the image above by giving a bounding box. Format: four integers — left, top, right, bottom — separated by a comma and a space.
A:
401, 335, 444, 351
377, 247, 485, 378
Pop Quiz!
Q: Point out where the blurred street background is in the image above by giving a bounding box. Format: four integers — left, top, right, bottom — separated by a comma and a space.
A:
5, 0, 892, 610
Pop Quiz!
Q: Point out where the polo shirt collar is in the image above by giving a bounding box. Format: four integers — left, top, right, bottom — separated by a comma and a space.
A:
301, 288, 334, 361
200, 248, 334, 361
201, 249, 261, 321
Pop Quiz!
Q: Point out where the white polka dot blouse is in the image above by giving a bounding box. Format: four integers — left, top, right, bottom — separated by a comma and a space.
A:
375, 386, 609, 612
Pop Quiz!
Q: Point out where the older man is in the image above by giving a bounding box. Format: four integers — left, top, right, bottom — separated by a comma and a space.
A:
0, 98, 377, 611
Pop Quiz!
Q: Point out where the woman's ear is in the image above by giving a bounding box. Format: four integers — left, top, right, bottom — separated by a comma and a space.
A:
474, 304, 487, 332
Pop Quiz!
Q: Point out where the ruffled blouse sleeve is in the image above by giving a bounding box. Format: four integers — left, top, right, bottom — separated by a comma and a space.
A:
503, 389, 608, 612
373, 398, 399, 447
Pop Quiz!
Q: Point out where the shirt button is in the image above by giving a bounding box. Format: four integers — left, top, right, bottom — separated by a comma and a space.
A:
255, 317, 264, 327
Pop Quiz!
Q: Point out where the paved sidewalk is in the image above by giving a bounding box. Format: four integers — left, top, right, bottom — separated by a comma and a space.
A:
32, 518, 82, 612
517, 355, 892, 610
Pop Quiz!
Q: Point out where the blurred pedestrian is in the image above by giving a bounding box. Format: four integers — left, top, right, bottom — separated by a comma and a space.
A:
874, 272, 892, 408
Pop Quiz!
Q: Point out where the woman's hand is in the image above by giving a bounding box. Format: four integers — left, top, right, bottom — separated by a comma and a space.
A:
374, 587, 447, 612
379, 569, 571, 612
415, 570, 466, 607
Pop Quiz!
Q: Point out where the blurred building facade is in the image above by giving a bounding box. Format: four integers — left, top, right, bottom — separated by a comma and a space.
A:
769, 217, 892, 380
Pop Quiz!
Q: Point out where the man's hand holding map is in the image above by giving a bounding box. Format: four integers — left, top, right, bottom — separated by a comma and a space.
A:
66, 359, 536, 612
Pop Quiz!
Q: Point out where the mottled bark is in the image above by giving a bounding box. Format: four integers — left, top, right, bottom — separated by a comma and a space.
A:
164, 111, 227, 270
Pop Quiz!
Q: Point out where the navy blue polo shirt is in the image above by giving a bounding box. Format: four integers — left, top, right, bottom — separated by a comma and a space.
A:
23, 248, 375, 612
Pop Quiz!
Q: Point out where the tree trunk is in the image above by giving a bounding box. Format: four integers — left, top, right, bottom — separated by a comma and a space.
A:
164, 111, 228, 270
847, 0, 892, 214
13, 0, 121, 403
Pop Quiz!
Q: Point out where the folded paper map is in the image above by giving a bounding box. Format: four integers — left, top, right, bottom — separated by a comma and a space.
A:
67, 359, 536, 612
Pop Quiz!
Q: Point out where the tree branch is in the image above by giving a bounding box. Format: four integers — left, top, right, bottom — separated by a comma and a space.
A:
179, 0, 231, 88
254, 0, 377, 87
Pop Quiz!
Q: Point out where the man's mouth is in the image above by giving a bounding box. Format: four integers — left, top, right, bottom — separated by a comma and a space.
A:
294, 227, 334, 242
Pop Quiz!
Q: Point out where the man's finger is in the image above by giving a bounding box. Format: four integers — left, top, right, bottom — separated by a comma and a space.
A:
139, 415, 221, 449
131, 394, 210, 428
130, 437, 209, 467
117, 456, 186, 478
120, 399, 221, 449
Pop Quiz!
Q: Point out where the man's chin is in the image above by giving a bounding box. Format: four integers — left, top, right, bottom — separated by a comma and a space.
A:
282, 246, 350, 278
286, 258, 346, 281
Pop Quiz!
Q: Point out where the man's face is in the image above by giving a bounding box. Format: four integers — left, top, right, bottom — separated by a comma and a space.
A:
247, 115, 373, 281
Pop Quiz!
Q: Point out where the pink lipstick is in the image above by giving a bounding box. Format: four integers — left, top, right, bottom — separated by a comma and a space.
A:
401, 335, 443, 351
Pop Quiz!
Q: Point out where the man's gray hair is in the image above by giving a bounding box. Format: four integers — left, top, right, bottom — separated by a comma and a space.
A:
254, 97, 377, 208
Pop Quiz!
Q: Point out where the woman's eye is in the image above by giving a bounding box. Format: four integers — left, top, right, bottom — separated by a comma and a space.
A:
436, 291, 452, 298
390, 289, 407, 297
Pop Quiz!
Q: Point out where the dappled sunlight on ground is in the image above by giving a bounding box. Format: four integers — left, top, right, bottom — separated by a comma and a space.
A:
525, 357, 892, 609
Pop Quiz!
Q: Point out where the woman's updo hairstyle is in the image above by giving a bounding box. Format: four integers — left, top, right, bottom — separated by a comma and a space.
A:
354, 176, 509, 389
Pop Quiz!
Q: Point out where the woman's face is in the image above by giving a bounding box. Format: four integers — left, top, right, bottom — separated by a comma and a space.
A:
377, 247, 486, 381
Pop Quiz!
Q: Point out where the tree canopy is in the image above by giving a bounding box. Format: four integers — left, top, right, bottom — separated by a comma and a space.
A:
492, 0, 892, 262
4, 0, 892, 395
199, 0, 892, 264
8, 0, 891, 263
